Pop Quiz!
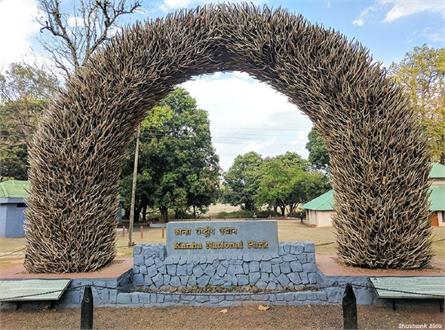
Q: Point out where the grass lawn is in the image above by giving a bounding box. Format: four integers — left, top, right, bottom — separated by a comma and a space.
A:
1, 221, 444, 266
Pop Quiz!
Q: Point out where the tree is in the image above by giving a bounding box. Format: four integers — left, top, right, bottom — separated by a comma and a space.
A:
223, 152, 263, 211
256, 152, 329, 216
37, 0, 141, 76
389, 45, 445, 164
306, 127, 330, 171
121, 88, 220, 223
0, 63, 59, 181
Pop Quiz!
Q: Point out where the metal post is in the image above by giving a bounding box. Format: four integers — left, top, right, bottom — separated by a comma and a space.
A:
128, 124, 140, 247
140, 225, 144, 238
80, 286, 93, 330
342, 283, 357, 330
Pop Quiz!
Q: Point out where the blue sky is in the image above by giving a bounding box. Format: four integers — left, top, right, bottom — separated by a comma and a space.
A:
0, 0, 444, 169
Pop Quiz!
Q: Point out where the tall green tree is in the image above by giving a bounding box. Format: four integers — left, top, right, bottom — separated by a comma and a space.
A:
256, 152, 329, 215
0, 63, 59, 181
223, 152, 263, 211
389, 45, 445, 164
306, 127, 330, 171
121, 88, 220, 222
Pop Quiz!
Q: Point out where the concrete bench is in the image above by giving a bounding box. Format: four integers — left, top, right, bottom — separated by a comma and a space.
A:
369, 276, 445, 311
0, 279, 71, 304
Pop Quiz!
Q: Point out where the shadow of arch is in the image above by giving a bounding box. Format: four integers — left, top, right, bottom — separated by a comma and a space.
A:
25, 4, 432, 273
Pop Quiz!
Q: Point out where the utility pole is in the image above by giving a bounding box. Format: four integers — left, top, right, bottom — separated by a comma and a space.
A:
128, 124, 140, 247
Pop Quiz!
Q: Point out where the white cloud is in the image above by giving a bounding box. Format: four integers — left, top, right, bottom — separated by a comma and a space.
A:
159, 0, 265, 11
420, 27, 445, 42
181, 72, 312, 170
353, 0, 445, 26
0, 0, 40, 70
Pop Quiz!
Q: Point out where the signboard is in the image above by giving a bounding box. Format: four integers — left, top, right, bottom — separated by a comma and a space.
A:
166, 220, 278, 257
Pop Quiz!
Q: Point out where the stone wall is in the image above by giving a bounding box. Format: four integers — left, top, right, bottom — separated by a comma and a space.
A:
132, 242, 318, 290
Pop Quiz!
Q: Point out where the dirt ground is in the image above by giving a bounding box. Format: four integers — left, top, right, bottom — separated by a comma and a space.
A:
1, 304, 444, 330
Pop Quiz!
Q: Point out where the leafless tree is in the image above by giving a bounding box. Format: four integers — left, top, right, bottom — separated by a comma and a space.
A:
37, 0, 141, 76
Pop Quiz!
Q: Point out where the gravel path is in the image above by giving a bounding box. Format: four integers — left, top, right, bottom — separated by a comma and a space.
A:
2, 304, 443, 330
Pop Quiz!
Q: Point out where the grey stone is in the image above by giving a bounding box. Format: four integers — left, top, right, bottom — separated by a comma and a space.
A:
290, 244, 304, 255
187, 277, 197, 287
155, 258, 163, 268
163, 274, 171, 284
204, 264, 216, 277
290, 261, 302, 272
216, 264, 226, 277
272, 264, 280, 277
147, 265, 158, 277
210, 276, 224, 286
221, 260, 229, 267
134, 245, 142, 255
180, 276, 188, 286
303, 263, 316, 272
249, 261, 260, 273
243, 254, 252, 262
256, 281, 267, 289
237, 275, 249, 286
177, 264, 187, 276
307, 253, 315, 262
179, 256, 187, 265
260, 261, 271, 273
227, 264, 243, 275
297, 254, 307, 263
140, 265, 148, 275
249, 272, 261, 284
170, 276, 181, 287
277, 273, 290, 286
280, 262, 291, 274
308, 273, 318, 284
152, 273, 164, 288
134, 255, 144, 265
187, 263, 194, 275
282, 254, 297, 262
266, 282, 277, 290
288, 272, 301, 284
299, 272, 309, 284
145, 257, 155, 266
197, 275, 210, 287
260, 273, 269, 282
304, 243, 315, 253
133, 266, 140, 274
144, 276, 153, 286
158, 264, 166, 275
193, 265, 204, 277
133, 274, 144, 286
166, 264, 177, 275
117, 293, 131, 304
242, 263, 249, 274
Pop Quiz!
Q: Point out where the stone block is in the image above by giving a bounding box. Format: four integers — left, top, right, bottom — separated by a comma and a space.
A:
266, 282, 277, 290
282, 254, 297, 262
271, 264, 280, 277
297, 254, 307, 263
308, 273, 317, 284
163, 274, 171, 285
117, 293, 131, 304
242, 263, 249, 274
166, 264, 177, 276
288, 272, 301, 285
290, 243, 304, 255
145, 257, 155, 266
277, 273, 290, 286
280, 262, 291, 274
260, 273, 269, 282
154, 257, 163, 268
259, 261, 271, 273
193, 265, 204, 277
133, 274, 144, 286
134, 255, 144, 266
304, 243, 315, 253
290, 261, 302, 272
249, 272, 261, 284
204, 264, 216, 277
317, 291, 328, 301
139, 265, 148, 275
187, 263, 194, 275
299, 272, 309, 284
197, 275, 210, 287
306, 253, 315, 262
134, 245, 142, 255
210, 276, 224, 286
152, 273, 164, 288
237, 275, 249, 286
179, 256, 187, 265
227, 264, 243, 276
180, 276, 188, 286
158, 264, 166, 275
147, 265, 158, 277
303, 263, 316, 272
170, 276, 181, 287
187, 277, 197, 287
216, 264, 227, 277
177, 264, 187, 276
144, 276, 153, 286
243, 254, 252, 262
249, 261, 260, 273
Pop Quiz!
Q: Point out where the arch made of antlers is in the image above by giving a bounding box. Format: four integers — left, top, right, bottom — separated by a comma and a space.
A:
25, 4, 432, 273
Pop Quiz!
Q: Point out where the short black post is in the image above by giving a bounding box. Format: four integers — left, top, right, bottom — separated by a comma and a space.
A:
80, 286, 93, 330
342, 283, 358, 330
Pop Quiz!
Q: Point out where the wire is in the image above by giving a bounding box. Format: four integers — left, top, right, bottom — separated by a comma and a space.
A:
0, 248, 25, 258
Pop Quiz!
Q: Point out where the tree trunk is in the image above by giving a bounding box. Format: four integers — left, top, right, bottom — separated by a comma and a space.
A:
273, 205, 277, 214
160, 206, 168, 223
193, 205, 196, 218
142, 204, 147, 222
279, 206, 285, 216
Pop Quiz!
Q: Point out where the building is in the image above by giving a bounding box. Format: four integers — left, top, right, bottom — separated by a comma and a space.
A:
0, 180, 124, 238
0, 180, 28, 237
303, 163, 445, 227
